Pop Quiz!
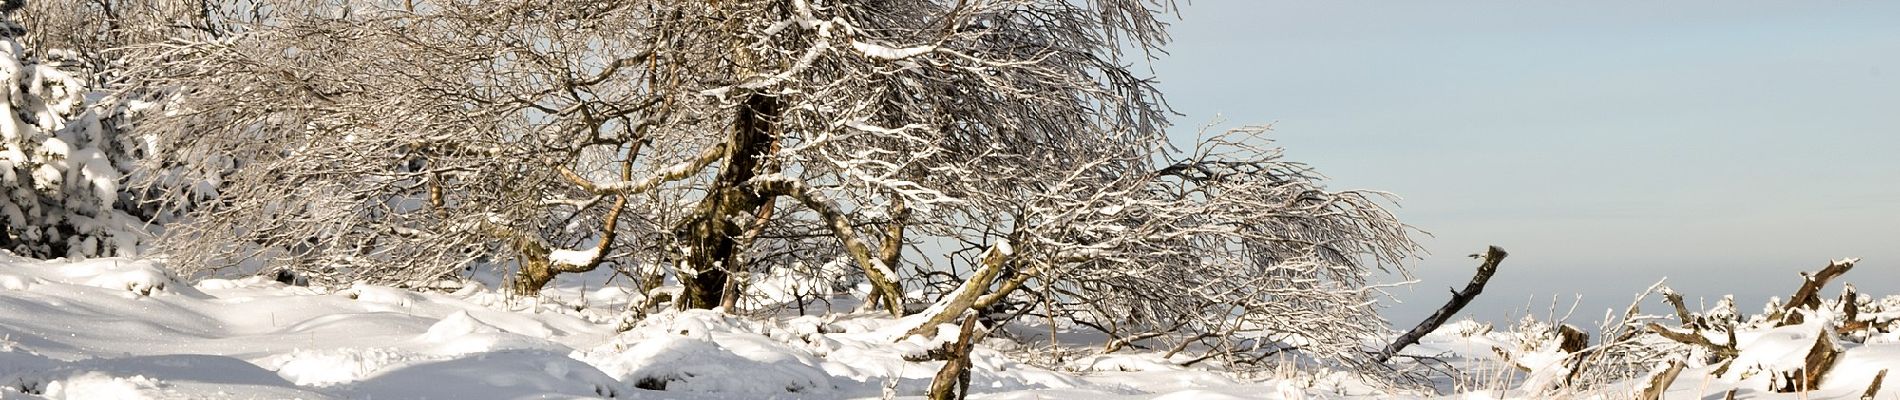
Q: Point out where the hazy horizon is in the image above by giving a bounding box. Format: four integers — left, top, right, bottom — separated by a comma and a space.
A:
1153, 0, 1900, 329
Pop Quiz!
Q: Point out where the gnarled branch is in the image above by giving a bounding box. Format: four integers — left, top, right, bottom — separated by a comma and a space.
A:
752, 178, 904, 316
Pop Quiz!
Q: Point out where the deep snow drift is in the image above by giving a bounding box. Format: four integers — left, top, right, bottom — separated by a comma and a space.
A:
3, 253, 1898, 399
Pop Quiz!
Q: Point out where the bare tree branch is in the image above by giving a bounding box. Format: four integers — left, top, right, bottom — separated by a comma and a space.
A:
1376, 246, 1506, 363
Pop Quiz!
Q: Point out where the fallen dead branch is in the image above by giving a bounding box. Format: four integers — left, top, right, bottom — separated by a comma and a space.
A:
1644, 323, 1737, 360
1375, 246, 1507, 363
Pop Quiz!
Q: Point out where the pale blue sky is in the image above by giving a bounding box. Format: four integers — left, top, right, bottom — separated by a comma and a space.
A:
1151, 1, 1900, 326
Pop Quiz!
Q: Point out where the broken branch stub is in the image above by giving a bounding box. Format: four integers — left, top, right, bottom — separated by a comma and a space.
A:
1863, 369, 1889, 400
1772, 331, 1842, 393
1777, 258, 1859, 326
1637, 358, 1687, 400
926, 315, 980, 400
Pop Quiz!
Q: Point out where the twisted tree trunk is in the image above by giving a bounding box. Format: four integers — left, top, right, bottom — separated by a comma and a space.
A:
679, 93, 780, 309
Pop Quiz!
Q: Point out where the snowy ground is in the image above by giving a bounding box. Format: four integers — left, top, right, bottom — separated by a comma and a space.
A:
0, 254, 1304, 399
2, 253, 1897, 399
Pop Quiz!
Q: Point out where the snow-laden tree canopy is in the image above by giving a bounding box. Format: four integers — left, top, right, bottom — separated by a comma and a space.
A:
121, 0, 1421, 367
0, 28, 152, 258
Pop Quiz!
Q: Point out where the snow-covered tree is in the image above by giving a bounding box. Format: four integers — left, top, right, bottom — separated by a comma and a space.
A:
0, 14, 153, 258
0, 0, 269, 258
129, 0, 1419, 367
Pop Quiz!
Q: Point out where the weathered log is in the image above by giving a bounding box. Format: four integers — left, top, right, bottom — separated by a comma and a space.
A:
1637, 359, 1686, 400
1374, 246, 1507, 363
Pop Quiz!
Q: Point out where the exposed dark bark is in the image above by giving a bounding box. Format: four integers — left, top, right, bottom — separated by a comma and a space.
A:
1844, 285, 1860, 323
1800, 332, 1842, 392
1770, 332, 1841, 393
1557, 324, 1589, 354
679, 94, 780, 310
1663, 289, 1695, 328
1374, 246, 1507, 363
1862, 369, 1888, 400
1844, 285, 1876, 333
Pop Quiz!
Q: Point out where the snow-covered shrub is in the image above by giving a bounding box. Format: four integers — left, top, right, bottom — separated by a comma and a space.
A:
1504, 316, 1559, 356
0, 31, 154, 259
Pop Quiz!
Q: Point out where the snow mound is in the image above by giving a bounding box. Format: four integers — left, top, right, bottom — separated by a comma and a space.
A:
421, 310, 506, 342
259, 347, 408, 387
338, 283, 423, 308
0, 272, 38, 290
1150, 389, 1253, 400
575, 310, 1095, 397
0, 255, 620, 399
1, 254, 1341, 399
341, 351, 623, 399
37, 372, 164, 400
414, 310, 569, 357
59, 259, 200, 297
577, 309, 835, 395
192, 276, 292, 291
1074, 353, 1188, 372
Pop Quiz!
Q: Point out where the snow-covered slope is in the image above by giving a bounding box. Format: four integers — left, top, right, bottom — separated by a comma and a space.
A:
6, 253, 1896, 399
0, 254, 1286, 399
0, 254, 620, 399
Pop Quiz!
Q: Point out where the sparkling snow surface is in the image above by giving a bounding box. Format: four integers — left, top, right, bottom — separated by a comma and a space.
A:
3, 253, 1899, 399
